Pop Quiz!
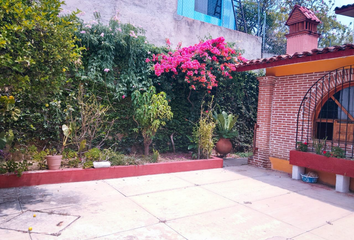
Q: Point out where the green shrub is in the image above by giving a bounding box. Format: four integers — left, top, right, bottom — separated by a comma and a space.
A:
296, 142, 308, 152
0, 0, 82, 95
32, 150, 48, 170
132, 86, 173, 155
151, 149, 159, 163
84, 148, 101, 161
331, 146, 346, 158
313, 137, 327, 155
63, 149, 78, 160
0, 160, 31, 177
83, 160, 93, 169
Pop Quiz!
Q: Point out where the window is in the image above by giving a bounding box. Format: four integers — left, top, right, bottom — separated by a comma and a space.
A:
316, 86, 354, 142
295, 66, 354, 158
194, 0, 222, 19
177, 0, 235, 30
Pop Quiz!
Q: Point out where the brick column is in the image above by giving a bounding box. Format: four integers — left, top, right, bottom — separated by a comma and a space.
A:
249, 76, 276, 169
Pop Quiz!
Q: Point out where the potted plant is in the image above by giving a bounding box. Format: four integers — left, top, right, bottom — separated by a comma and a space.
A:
46, 124, 71, 170
213, 111, 238, 155
84, 147, 111, 168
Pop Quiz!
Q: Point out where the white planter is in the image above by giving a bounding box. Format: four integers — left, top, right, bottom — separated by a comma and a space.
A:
93, 161, 111, 168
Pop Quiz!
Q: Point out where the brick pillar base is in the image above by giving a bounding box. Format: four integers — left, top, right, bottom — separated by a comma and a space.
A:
250, 76, 276, 169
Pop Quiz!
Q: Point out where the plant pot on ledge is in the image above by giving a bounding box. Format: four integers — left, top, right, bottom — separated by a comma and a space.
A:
46, 155, 62, 170
289, 150, 354, 178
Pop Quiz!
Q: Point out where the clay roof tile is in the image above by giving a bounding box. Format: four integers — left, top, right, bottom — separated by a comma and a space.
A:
237, 44, 354, 71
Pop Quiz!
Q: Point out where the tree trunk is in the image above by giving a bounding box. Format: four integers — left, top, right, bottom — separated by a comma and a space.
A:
144, 143, 150, 156
143, 133, 152, 156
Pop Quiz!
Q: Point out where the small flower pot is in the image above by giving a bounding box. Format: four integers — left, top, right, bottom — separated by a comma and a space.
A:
215, 138, 233, 155
300, 174, 318, 183
93, 161, 111, 168
46, 155, 62, 170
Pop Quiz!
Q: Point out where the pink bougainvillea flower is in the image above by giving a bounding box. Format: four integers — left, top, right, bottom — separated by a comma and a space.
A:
165, 38, 171, 46
205, 110, 209, 113
122, 95, 126, 99
145, 58, 150, 63
151, 37, 245, 92
104, 68, 110, 72
80, 30, 86, 34
100, 33, 104, 37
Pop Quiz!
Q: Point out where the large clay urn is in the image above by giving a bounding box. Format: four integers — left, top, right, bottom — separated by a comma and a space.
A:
46, 155, 62, 170
215, 138, 233, 155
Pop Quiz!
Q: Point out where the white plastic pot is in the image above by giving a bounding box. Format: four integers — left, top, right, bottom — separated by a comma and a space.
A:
93, 161, 111, 168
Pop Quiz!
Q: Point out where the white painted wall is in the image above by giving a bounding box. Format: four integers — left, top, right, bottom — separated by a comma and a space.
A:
62, 0, 261, 60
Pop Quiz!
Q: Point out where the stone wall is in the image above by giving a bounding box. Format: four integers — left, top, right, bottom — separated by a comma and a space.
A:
62, 0, 261, 60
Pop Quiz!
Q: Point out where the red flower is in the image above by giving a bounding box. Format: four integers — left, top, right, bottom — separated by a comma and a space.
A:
304, 142, 307, 145
323, 151, 327, 154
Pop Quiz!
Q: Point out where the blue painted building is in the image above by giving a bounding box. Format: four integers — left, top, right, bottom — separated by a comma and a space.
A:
177, 0, 236, 30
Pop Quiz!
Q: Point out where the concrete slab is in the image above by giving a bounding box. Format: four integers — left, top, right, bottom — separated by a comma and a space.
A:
308, 213, 354, 240
0, 187, 19, 203
253, 171, 312, 193
223, 157, 248, 167
1, 210, 79, 235
1, 165, 354, 240
298, 186, 354, 211
18, 180, 124, 211
0, 200, 22, 216
0, 212, 19, 224
105, 173, 193, 196
202, 177, 291, 203
249, 192, 352, 231
130, 186, 236, 220
0, 228, 31, 240
30, 196, 160, 240
172, 165, 268, 185
293, 232, 326, 240
166, 205, 303, 240
94, 223, 185, 240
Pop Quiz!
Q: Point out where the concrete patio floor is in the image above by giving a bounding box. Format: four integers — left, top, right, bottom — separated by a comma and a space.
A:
1, 162, 354, 240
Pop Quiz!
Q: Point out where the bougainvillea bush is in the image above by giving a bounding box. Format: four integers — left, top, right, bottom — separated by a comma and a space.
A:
149, 37, 247, 91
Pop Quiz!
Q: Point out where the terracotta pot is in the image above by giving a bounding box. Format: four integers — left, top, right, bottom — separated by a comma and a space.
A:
215, 138, 233, 155
46, 155, 62, 170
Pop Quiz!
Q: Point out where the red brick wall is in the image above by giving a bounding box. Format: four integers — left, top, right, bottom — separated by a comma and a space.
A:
251, 71, 328, 168
250, 76, 275, 168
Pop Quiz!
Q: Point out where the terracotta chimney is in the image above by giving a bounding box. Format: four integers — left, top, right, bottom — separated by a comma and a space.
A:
285, 5, 321, 54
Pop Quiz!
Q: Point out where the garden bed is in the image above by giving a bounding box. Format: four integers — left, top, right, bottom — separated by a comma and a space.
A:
0, 156, 223, 188
289, 150, 354, 178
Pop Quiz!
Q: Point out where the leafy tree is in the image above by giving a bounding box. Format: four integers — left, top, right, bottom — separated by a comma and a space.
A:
0, 0, 82, 95
240, 0, 353, 55
132, 86, 173, 155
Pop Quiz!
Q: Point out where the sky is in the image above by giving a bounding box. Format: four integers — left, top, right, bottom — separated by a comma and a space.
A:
334, 0, 354, 27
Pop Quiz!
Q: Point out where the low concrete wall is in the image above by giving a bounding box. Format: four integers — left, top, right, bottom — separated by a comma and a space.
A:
62, 0, 261, 60
0, 158, 223, 188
